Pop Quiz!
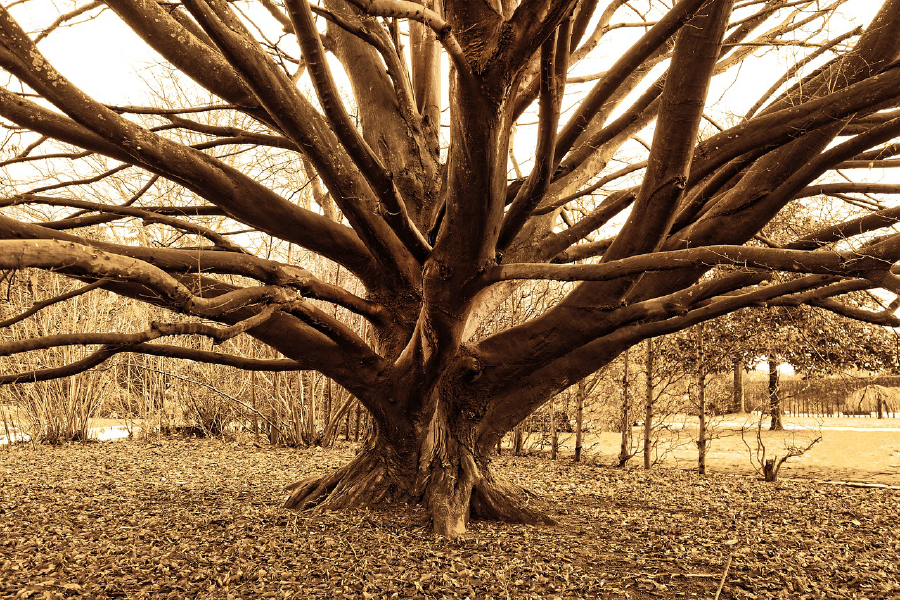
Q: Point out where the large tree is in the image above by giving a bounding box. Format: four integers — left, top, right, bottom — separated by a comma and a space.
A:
2, 0, 900, 535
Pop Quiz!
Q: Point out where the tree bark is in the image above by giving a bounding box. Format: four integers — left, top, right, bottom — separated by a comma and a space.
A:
574, 379, 585, 463
644, 338, 654, 470
514, 423, 524, 456
768, 355, 783, 430
284, 400, 554, 536
733, 358, 744, 413
697, 324, 708, 475
618, 348, 632, 467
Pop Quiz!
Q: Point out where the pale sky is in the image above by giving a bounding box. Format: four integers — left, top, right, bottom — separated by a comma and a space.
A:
8, 2, 885, 113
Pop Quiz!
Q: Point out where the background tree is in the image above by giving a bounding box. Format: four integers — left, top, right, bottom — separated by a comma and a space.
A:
718, 300, 899, 428
2, 0, 900, 535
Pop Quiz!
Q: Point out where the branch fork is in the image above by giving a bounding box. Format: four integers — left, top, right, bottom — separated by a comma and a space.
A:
345, 0, 469, 72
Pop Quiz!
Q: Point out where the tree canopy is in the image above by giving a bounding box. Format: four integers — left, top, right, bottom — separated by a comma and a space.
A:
2, 0, 900, 534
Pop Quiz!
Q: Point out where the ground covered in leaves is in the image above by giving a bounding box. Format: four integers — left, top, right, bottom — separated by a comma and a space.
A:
1, 437, 898, 599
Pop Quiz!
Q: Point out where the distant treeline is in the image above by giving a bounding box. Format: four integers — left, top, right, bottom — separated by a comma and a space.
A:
744, 375, 900, 416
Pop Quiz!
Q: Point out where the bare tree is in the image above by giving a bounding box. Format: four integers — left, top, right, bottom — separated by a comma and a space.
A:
2, 0, 900, 535
743, 415, 822, 482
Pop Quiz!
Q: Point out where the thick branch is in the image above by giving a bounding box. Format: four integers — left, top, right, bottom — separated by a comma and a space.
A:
0, 239, 289, 318
345, 0, 468, 71
796, 182, 900, 200
497, 23, 567, 251
485, 244, 895, 285
554, 0, 711, 159
0, 346, 121, 385
285, 0, 431, 263
0, 214, 385, 321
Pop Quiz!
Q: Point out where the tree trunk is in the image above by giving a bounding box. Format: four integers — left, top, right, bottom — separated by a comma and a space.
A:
574, 379, 585, 463
698, 369, 707, 476
618, 348, 632, 467
733, 358, 744, 413
324, 377, 333, 427
283, 405, 554, 536
644, 338, 654, 470
768, 355, 783, 431
513, 423, 524, 456
549, 398, 558, 460
251, 370, 259, 442
304, 371, 317, 441
697, 324, 707, 476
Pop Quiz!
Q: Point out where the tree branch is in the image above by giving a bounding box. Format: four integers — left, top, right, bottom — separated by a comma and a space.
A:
484, 244, 896, 285
811, 297, 900, 327
554, 0, 711, 159
102, 0, 261, 109
169, 0, 419, 285
2, 195, 248, 252
689, 65, 900, 187
0, 278, 109, 329
796, 182, 900, 200
0, 239, 288, 318
0, 309, 286, 385
0, 345, 121, 385
0, 27, 380, 283
283, 0, 432, 263
0, 214, 386, 321
344, 0, 468, 73
128, 343, 302, 371
497, 22, 567, 251
600, 0, 734, 266
538, 189, 637, 260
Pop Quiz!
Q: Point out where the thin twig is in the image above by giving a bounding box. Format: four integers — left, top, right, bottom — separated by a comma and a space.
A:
140, 366, 279, 431
714, 553, 732, 600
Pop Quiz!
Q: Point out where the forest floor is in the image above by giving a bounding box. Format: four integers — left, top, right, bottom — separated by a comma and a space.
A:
1, 434, 899, 599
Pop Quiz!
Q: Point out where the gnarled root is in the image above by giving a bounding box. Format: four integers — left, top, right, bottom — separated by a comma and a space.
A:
470, 472, 556, 526
284, 447, 556, 534
283, 450, 408, 511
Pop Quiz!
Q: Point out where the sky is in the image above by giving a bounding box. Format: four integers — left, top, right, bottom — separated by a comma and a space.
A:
4, 5, 158, 103
6, 1, 884, 111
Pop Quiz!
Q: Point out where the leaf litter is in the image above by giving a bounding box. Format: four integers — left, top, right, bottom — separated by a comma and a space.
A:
1, 437, 897, 599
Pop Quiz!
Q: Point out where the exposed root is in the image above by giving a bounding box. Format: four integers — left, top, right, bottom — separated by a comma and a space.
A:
470, 473, 557, 526
284, 446, 557, 533
284, 451, 409, 511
